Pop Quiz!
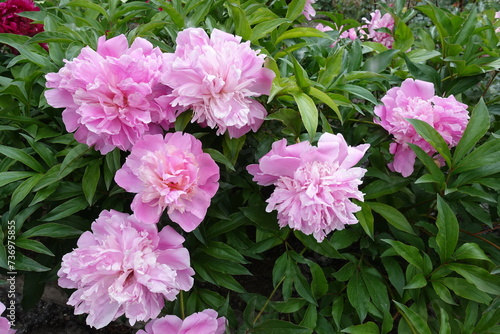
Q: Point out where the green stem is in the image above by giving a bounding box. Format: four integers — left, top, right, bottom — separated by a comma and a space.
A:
253, 275, 286, 325
180, 290, 185, 319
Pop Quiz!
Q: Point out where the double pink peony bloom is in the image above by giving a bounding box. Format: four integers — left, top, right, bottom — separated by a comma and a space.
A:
138, 309, 226, 334
363, 10, 395, 48
161, 28, 275, 138
45, 35, 180, 154
248, 133, 369, 242
57, 210, 195, 329
374, 78, 469, 177
0, 302, 16, 334
115, 132, 220, 231
0, 0, 43, 36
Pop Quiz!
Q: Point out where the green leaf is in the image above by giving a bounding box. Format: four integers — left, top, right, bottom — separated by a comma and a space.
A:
366, 202, 415, 235
290, 53, 311, 93
82, 160, 101, 205
253, 320, 313, 334
0, 172, 36, 187
271, 298, 307, 313
406, 119, 452, 168
355, 201, 374, 240
39, 196, 88, 222
65, 0, 109, 20
404, 273, 427, 289
438, 307, 451, 334
285, 0, 307, 21
446, 263, 500, 295
408, 143, 445, 187
299, 304, 318, 329
362, 49, 400, 73
14, 253, 50, 272
454, 243, 492, 262
291, 91, 318, 140
10, 174, 44, 210
361, 268, 389, 312
305, 259, 328, 298
342, 322, 380, 334
227, 2, 252, 40
453, 98, 489, 164
202, 241, 248, 264
393, 18, 414, 52
308, 87, 342, 121
15, 238, 54, 256
335, 84, 378, 105
0, 145, 45, 173
275, 27, 329, 44
59, 144, 90, 176
294, 231, 344, 259
441, 277, 492, 304
394, 301, 431, 334
251, 18, 291, 42
431, 281, 456, 305
203, 148, 235, 172
435, 196, 459, 263
21, 223, 83, 239
347, 271, 369, 322
382, 239, 424, 271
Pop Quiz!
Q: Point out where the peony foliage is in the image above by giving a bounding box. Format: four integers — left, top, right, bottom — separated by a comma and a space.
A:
0, 0, 499, 333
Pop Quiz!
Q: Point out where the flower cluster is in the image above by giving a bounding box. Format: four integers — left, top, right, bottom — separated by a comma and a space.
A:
161, 28, 275, 138
0, 0, 43, 36
374, 78, 469, 177
138, 309, 226, 334
57, 210, 195, 329
0, 302, 16, 334
45, 35, 179, 154
115, 132, 220, 231
248, 133, 369, 242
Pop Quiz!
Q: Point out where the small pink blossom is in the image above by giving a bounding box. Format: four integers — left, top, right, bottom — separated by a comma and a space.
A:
248, 133, 369, 242
0, 302, 16, 334
161, 28, 275, 138
303, 0, 316, 20
374, 78, 469, 177
45, 34, 181, 154
138, 309, 226, 334
363, 10, 395, 48
115, 132, 220, 231
495, 11, 500, 33
315, 23, 333, 33
57, 210, 195, 329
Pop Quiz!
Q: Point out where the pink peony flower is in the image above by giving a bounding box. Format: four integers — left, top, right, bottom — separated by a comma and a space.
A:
0, 0, 43, 36
115, 132, 220, 231
303, 0, 316, 20
363, 10, 394, 48
248, 133, 369, 242
137, 309, 226, 334
0, 302, 16, 334
57, 210, 195, 329
161, 28, 275, 138
45, 34, 181, 154
374, 78, 469, 177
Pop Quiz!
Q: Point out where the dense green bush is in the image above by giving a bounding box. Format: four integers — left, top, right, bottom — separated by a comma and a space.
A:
1, 0, 499, 332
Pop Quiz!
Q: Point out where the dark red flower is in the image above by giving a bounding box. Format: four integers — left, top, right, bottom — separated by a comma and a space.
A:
0, 0, 44, 36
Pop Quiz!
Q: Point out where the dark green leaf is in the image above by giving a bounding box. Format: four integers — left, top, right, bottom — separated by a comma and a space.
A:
435, 196, 459, 263
39, 196, 88, 222
366, 202, 415, 235
204, 148, 235, 172
21, 223, 83, 239
347, 271, 369, 322
253, 320, 313, 334
15, 238, 54, 256
342, 322, 380, 334
394, 301, 431, 334
0, 145, 45, 173
382, 239, 424, 271
82, 160, 101, 205
446, 263, 500, 295
453, 243, 492, 262
406, 119, 452, 168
